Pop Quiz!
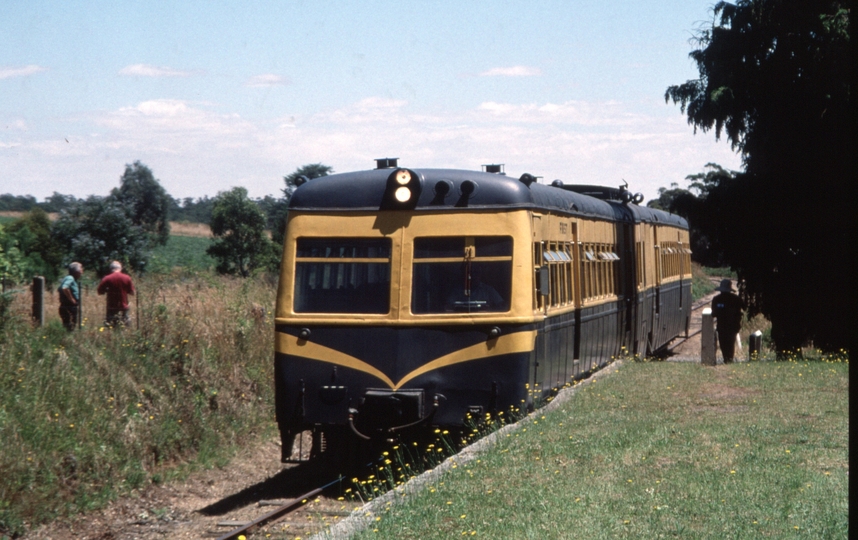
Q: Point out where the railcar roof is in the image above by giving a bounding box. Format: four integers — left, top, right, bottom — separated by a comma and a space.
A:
288, 167, 686, 226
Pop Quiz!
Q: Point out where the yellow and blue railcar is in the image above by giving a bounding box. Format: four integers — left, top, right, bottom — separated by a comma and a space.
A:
274, 161, 691, 460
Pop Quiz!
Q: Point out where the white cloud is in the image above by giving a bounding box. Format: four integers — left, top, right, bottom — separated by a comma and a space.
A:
479, 65, 542, 77
245, 74, 289, 87
0, 96, 741, 203
476, 100, 645, 127
0, 65, 47, 79
118, 64, 196, 77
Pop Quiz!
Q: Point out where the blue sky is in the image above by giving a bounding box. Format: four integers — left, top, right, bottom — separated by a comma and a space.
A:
1, 0, 742, 203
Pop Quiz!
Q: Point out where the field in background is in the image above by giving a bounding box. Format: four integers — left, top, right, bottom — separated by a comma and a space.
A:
168, 221, 212, 238
148, 234, 215, 273
348, 357, 848, 540
1, 213, 211, 237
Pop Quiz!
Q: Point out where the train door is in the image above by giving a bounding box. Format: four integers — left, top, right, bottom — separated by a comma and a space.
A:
530, 214, 544, 405
651, 225, 663, 352
678, 230, 691, 336
677, 230, 685, 310
620, 222, 636, 351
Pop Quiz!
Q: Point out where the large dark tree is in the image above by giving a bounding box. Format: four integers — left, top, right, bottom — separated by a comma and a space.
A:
108, 161, 171, 246
666, 1, 850, 351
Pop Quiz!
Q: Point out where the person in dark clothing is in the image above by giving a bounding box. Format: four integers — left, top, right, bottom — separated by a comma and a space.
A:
710, 279, 744, 363
58, 262, 83, 331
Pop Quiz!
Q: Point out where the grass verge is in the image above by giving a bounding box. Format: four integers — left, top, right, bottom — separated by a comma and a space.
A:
341, 356, 848, 540
0, 272, 277, 538
691, 262, 717, 301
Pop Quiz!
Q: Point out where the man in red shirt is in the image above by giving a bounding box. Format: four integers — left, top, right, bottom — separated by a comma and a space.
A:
97, 261, 135, 327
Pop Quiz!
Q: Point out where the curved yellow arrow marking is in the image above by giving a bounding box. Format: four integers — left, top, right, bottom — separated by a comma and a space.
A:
276, 330, 536, 390
276, 332, 395, 388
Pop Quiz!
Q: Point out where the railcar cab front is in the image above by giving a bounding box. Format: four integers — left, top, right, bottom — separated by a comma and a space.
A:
274, 161, 544, 456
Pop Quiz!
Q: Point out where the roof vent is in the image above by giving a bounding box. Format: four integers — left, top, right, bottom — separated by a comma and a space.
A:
482, 164, 504, 174
518, 173, 537, 187
375, 157, 399, 169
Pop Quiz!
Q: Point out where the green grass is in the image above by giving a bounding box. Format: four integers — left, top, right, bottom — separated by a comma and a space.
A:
344, 357, 848, 540
147, 234, 215, 273
701, 266, 736, 279
691, 262, 717, 301
0, 273, 277, 537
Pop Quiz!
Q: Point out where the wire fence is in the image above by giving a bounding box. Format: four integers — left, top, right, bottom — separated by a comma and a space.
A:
3, 275, 262, 332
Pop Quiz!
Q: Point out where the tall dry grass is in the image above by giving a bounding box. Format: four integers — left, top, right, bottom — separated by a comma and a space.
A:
0, 272, 277, 536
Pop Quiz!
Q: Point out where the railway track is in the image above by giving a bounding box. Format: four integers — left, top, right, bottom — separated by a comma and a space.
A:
212, 477, 343, 539
665, 279, 729, 355
188, 439, 375, 540
203, 434, 385, 539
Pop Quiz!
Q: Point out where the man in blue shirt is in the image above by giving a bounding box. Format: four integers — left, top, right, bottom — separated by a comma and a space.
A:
58, 262, 83, 331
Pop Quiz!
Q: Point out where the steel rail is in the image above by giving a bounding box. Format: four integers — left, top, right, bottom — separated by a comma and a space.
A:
665, 298, 712, 352
214, 476, 342, 540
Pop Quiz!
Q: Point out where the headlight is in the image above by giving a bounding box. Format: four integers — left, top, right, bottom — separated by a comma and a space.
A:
395, 186, 412, 202
382, 168, 422, 210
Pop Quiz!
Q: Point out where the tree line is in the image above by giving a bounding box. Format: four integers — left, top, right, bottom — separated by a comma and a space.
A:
0, 162, 332, 286
3, 187, 262, 225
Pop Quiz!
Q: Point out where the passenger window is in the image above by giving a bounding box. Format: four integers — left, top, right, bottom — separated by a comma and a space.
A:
294, 238, 391, 313
412, 236, 512, 314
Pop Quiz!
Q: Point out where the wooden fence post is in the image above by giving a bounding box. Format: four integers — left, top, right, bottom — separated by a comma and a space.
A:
32, 276, 45, 326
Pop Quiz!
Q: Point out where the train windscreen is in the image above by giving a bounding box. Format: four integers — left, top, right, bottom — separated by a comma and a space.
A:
411, 236, 512, 314
293, 238, 391, 313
